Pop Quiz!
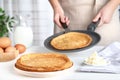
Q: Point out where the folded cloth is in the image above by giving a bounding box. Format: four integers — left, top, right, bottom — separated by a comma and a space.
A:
79, 42, 120, 73
99, 42, 120, 61
79, 65, 118, 73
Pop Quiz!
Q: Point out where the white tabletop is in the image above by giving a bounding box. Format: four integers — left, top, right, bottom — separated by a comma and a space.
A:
0, 46, 120, 80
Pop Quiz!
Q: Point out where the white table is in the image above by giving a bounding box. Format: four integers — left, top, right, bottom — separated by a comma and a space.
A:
0, 46, 120, 80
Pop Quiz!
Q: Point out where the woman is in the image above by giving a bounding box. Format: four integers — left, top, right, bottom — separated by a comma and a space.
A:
49, 0, 120, 46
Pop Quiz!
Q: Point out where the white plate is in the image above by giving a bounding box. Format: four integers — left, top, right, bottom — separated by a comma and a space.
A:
14, 66, 74, 78
83, 60, 111, 66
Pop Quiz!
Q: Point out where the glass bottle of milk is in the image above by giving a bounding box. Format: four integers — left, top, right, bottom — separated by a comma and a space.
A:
14, 16, 33, 48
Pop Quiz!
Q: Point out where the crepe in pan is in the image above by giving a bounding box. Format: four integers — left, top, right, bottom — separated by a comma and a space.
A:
50, 32, 92, 50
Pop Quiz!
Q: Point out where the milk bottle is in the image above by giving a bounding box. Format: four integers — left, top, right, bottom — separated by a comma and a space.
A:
14, 16, 33, 48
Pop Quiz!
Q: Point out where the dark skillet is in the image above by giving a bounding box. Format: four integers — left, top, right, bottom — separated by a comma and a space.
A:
44, 19, 101, 52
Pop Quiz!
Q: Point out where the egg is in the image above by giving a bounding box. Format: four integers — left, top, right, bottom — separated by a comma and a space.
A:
0, 37, 11, 48
0, 47, 4, 53
15, 44, 26, 54
5, 46, 16, 52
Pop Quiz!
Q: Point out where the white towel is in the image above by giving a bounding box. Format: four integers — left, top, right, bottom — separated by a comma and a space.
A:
79, 42, 120, 73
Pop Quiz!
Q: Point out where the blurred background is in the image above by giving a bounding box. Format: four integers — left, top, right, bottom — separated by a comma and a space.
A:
0, 0, 120, 47
0, 0, 54, 47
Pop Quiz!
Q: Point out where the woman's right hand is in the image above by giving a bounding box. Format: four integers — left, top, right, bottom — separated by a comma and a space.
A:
54, 8, 70, 28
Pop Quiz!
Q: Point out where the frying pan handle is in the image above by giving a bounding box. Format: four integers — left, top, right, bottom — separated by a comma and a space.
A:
60, 20, 68, 29
87, 18, 101, 31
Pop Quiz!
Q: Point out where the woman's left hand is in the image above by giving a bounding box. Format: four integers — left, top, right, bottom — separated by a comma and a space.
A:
93, 0, 119, 25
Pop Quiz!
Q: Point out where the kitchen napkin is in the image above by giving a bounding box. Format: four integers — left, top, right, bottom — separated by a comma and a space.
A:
78, 42, 120, 73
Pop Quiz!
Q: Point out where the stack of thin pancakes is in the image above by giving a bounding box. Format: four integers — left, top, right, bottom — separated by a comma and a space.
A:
15, 53, 73, 72
51, 32, 92, 50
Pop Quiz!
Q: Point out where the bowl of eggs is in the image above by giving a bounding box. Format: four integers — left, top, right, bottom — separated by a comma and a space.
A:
0, 37, 26, 62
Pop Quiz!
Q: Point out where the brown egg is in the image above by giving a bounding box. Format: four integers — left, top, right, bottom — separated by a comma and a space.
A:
0, 37, 11, 48
0, 47, 4, 53
5, 46, 16, 52
15, 44, 26, 54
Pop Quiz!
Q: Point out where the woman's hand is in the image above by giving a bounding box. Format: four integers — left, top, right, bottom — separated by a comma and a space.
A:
49, 0, 70, 28
54, 8, 70, 28
93, 0, 119, 25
